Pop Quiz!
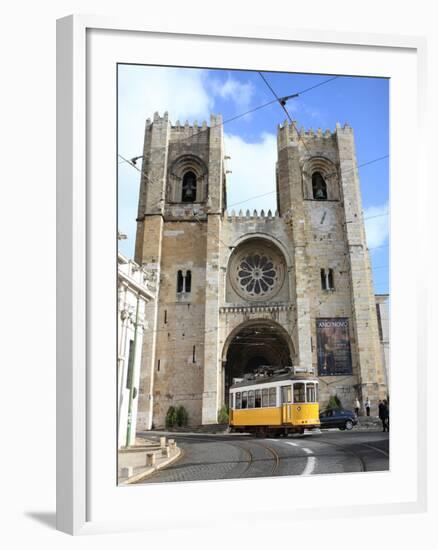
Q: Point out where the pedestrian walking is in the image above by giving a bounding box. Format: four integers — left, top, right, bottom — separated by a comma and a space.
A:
365, 397, 371, 417
383, 399, 389, 432
378, 400, 385, 431
354, 397, 360, 416
378, 400, 389, 432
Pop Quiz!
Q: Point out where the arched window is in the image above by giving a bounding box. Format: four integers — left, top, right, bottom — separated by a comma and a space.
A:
182, 171, 197, 202
312, 171, 327, 200
176, 270, 192, 295
177, 270, 184, 293
185, 270, 192, 293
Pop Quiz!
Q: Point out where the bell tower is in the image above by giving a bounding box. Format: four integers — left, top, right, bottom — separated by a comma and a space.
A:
134, 112, 227, 428
276, 121, 386, 411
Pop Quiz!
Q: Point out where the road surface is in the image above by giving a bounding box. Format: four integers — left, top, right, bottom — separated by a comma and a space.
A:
135, 430, 389, 483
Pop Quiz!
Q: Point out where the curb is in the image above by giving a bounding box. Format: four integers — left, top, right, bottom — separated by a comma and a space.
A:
120, 447, 182, 485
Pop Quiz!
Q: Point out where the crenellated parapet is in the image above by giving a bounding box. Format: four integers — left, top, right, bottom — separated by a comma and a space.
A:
223, 209, 281, 222
277, 119, 352, 150
145, 112, 221, 145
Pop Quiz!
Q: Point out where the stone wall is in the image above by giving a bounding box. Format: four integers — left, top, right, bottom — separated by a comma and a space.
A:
134, 114, 388, 428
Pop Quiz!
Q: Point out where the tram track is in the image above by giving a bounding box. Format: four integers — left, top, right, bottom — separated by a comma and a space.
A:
299, 437, 367, 472
237, 439, 281, 477
136, 432, 388, 483
252, 441, 281, 476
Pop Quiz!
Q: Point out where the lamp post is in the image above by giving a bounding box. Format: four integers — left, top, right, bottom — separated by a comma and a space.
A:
125, 294, 140, 447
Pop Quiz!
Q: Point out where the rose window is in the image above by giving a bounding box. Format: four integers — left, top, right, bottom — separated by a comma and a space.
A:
237, 254, 278, 297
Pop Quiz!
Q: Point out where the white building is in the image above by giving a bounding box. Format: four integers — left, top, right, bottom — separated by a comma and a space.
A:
375, 294, 390, 394
118, 252, 157, 447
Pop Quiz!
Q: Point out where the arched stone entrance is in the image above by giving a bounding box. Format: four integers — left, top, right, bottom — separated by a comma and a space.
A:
221, 320, 295, 405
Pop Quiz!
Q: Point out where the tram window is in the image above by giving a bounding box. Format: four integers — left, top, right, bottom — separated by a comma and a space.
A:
306, 383, 316, 403
282, 385, 292, 403
230, 393, 234, 409
255, 389, 262, 408
293, 383, 305, 403
242, 391, 248, 409
262, 388, 269, 407
236, 392, 241, 409
269, 387, 276, 407
248, 390, 255, 408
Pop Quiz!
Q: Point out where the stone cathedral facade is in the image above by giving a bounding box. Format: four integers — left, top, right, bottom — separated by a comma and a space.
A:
134, 111, 388, 429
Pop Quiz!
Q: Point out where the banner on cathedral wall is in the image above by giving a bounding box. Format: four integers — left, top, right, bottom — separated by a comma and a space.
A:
316, 318, 353, 376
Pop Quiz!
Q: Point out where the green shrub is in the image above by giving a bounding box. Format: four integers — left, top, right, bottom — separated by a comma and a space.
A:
165, 406, 177, 428
175, 405, 189, 427
327, 394, 342, 410
218, 404, 229, 424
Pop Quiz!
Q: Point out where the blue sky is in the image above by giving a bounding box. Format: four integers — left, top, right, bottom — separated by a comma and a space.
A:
118, 66, 389, 294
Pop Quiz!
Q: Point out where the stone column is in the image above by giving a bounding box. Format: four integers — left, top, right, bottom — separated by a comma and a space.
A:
202, 213, 222, 424
201, 115, 224, 424
134, 113, 170, 429
135, 217, 162, 431
279, 134, 313, 372
336, 124, 386, 413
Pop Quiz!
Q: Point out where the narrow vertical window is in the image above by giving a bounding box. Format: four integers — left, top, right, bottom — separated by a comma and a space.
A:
164, 310, 167, 324
177, 270, 184, 293
262, 388, 269, 407
157, 359, 160, 372
241, 391, 248, 409
269, 387, 277, 407
255, 389, 262, 408
248, 390, 255, 408
185, 270, 192, 293
236, 392, 241, 409
192, 345, 196, 363
320, 268, 326, 290
328, 269, 334, 290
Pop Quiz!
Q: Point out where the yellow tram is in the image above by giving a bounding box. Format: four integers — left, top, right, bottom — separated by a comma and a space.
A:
229, 367, 320, 437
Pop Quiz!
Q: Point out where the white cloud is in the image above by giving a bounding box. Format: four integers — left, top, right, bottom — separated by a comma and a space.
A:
364, 203, 389, 249
210, 76, 254, 112
118, 66, 215, 257
118, 65, 214, 160
224, 133, 277, 214
118, 67, 275, 257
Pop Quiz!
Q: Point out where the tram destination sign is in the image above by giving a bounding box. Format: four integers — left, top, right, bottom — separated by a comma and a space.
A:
316, 318, 353, 376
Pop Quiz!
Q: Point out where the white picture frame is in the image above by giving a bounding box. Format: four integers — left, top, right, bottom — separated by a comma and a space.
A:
56, 15, 428, 535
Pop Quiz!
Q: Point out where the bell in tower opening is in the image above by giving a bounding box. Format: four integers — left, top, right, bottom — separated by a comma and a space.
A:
312, 171, 327, 200
182, 171, 197, 202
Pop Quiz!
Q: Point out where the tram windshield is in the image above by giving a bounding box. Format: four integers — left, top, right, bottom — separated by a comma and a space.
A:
293, 382, 318, 403
293, 383, 305, 403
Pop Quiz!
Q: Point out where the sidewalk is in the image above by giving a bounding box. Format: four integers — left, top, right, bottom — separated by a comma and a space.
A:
118, 435, 181, 485
355, 415, 384, 431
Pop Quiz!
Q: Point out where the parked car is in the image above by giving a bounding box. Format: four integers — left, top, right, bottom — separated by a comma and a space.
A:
319, 408, 358, 430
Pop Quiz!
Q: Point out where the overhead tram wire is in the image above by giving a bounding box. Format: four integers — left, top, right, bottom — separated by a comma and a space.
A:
225, 155, 389, 211
120, 149, 389, 219
294, 75, 339, 95
119, 71, 386, 212
258, 71, 312, 156
120, 75, 388, 303
119, 148, 389, 253
172, 75, 340, 144
119, 147, 389, 276
119, 73, 342, 169
119, 72, 385, 216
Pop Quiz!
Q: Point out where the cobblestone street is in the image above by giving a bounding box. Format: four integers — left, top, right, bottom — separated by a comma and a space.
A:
135, 431, 389, 483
